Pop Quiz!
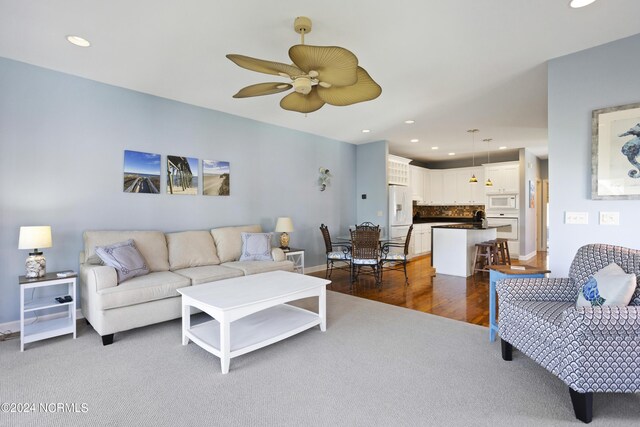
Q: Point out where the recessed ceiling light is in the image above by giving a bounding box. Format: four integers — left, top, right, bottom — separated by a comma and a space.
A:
66, 35, 91, 47
498, 146, 507, 150
410, 139, 419, 143
431, 146, 439, 150
448, 152, 455, 156
362, 129, 370, 133
569, 0, 596, 8
404, 120, 415, 124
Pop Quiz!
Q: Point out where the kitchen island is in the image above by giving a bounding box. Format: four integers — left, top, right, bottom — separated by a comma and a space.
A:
431, 224, 498, 277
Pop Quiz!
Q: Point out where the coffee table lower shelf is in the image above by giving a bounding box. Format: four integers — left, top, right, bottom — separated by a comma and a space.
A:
184, 304, 320, 370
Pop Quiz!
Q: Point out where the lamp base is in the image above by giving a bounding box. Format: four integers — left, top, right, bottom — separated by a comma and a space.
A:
279, 232, 290, 250
25, 253, 46, 278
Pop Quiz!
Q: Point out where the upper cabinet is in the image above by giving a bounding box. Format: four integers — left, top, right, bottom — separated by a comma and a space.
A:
410, 165, 424, 202
388, 155, 411, 186
411, 166, 484, 205
484, 162, 519, 193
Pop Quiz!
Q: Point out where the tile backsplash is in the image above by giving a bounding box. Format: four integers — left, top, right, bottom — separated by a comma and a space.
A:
413, 204, 485, 218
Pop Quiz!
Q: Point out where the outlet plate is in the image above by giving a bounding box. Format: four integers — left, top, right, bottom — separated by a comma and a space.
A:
565, 211, 588, 225
599, 211, 620, 225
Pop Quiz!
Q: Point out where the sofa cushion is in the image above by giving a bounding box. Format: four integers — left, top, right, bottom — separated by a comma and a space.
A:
84, 231, 170, 272
576, 263, 637, 307
222, 260, 294, 276
239, 232, 273, 261
97, 271, 190, 310
174, 265, 243, 285
95, 239, 150, 284
166, 230, 220, 270
210, 224, 262, 263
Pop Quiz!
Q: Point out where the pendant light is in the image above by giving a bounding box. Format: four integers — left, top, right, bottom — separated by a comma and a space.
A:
467, 129, 479, 183
483, 138, 493, 187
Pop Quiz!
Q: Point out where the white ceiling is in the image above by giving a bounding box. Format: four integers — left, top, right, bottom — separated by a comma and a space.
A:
1, 0, 639, 163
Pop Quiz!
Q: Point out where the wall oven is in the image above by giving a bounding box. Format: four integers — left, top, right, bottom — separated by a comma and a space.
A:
487, 193, 518, 211
486, 216, 518, 240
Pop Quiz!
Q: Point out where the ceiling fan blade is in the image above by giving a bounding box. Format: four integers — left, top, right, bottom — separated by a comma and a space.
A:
280, 87, 325, 113
226, 54, 303, 77
232, 82, 293, 98
288, 45, 358, 87
317, 67, 382, 106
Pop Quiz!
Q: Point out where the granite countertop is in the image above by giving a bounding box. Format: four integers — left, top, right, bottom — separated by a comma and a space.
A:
413, 217, 475, 224
431, 224, 498, 230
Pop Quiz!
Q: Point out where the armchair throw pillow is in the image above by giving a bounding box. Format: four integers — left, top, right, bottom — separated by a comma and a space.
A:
577, 262, 637, 307
239, 232, 273, 261
96, 239, 150, 284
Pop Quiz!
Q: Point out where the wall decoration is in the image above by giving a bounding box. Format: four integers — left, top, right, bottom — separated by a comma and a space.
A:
318, 167, 331, 191
123, 150, 161, 194
167, 156, 198, 195
202, 160, 230, 196
529, 180, 535, 208
592, 102, 640, 199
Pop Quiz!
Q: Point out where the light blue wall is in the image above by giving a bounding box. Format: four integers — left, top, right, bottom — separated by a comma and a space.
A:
356, 140, 388, 233
548, 33, 640, 276
0, 57, 357, 324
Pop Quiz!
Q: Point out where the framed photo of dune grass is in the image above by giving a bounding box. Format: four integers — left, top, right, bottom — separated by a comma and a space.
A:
203, 160, 230, 196
592, 102, 640, 200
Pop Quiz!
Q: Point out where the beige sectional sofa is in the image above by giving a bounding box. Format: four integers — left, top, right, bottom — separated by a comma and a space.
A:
79, 225, 294, 345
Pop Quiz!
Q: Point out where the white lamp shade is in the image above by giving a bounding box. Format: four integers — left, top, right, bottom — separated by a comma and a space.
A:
275, 217, 294, 233
18, 226, 52, 250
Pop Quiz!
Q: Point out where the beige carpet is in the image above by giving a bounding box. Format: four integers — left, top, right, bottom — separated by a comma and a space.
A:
1, 291, 638, 426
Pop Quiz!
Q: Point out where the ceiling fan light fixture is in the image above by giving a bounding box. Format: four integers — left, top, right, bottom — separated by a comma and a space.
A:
293, 77, 312, 95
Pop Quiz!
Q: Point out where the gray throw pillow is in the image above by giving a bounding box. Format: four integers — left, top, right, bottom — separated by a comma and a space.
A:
95, 239, 150, 284
239, 232, 273, 261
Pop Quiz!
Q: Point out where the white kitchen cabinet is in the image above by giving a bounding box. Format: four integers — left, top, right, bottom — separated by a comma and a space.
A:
428, 170, 444, 205
455, 167, 485, 204
410, 165, 424, 202
484, 162, 519, 194
442, 170, 457, 205
388, 155, 412, 186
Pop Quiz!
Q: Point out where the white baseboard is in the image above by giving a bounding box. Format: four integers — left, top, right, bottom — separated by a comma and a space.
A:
518, 250, 537, 261
0, 309, 84, 335
304, 264, 326, 274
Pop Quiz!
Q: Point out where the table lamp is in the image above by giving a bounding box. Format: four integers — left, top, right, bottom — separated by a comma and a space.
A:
18, 226, 52, 278
275, 217, 294, 250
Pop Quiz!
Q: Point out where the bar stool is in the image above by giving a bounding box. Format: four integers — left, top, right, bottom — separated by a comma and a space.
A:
494, 238, 511, 265
473, 241, 498, 274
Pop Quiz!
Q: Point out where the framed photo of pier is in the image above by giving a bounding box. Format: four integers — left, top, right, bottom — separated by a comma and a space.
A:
167, 155, 198, 195
123, 150, 161, 194
203, 160, 230, 196
592, 102, 640, 200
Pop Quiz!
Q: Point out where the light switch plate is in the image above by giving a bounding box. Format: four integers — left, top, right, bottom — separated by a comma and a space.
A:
599, 211, 620, 225
565, 211, 588, 224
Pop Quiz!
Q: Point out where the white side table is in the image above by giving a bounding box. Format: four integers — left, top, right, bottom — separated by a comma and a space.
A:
283, 248, 305, 274
19, 272, 77, 351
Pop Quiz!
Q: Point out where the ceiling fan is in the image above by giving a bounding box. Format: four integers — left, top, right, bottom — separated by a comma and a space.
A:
226, 16, 382, 113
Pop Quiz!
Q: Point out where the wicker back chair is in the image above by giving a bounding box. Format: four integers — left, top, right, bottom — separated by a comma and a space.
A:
350, 228, 382, 287
319, 224, 351, 279
355, 222, 380, 232
380, 224, 413, 285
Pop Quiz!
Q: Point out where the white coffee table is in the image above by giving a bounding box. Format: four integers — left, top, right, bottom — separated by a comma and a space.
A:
177, 270, 330, 374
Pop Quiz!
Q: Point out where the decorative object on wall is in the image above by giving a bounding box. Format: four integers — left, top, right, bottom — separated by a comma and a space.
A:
226, 16, 381, 114
123, 150, 161, 194
318, 167, 331, 191
467, 129, 479, 183
18, 226, 52, 278
275, 217, 294, 250
202, 160, 230, 196
483, 138, 494, 187
592, 102, 640, 199
529, 180, 535, 208
167, 156, 198, 195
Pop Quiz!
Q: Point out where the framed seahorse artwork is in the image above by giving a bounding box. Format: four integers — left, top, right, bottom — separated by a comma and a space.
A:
592, 102, 640, 199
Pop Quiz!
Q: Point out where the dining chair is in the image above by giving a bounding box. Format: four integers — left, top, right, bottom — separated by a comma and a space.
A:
350, 228, 382, 287
319, 224, 351, 279
380, 224, 413, 285
355, 222, 380, 232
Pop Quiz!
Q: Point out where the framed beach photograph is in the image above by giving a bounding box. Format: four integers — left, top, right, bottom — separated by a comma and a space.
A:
592, 102, 640, 199
203, 160, 230, 196
123, 150, 161, 194
167, 155, 198, 195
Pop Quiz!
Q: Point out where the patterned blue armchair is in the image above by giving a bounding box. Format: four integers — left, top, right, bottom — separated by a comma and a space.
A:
497, 244, 640, 423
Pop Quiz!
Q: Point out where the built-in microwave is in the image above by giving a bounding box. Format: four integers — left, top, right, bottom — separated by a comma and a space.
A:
487, 194, 518, 210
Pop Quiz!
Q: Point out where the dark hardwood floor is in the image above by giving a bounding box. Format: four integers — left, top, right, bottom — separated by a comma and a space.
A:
310, 252, 549, 327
